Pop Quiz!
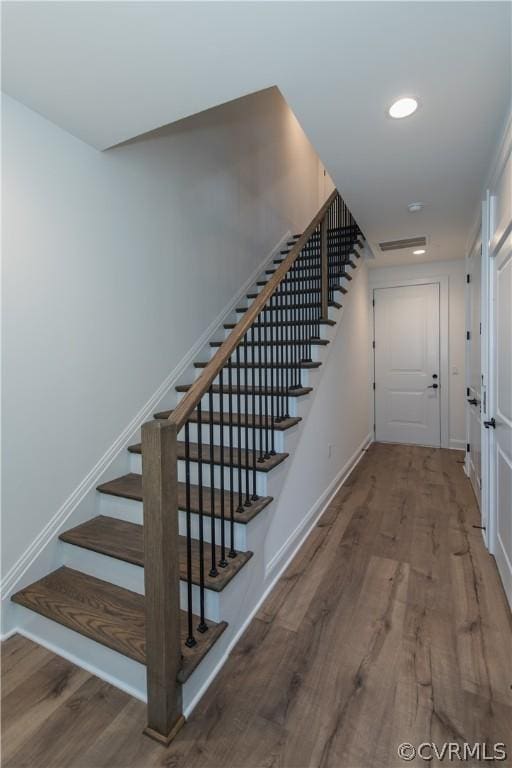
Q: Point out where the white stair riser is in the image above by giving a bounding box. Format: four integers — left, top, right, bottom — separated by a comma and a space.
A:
236, 302, 340, 323
176, 392, 304, 417
221, 324, 331, 343
12, 606, 148, 701
128, 453, 270, 496
98, 493, 249, 550
205, 344, 323, 364
191, 367, 311, 389
170, 422, 286, 453
59, 541, 222, 621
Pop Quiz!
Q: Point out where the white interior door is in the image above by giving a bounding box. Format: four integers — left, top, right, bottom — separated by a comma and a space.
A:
374, 283, 441, 446
466, 240, 482, 505
489, 231, 512, 606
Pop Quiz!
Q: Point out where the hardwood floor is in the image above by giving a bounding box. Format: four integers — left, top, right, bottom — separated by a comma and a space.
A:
3, 444, 511, 768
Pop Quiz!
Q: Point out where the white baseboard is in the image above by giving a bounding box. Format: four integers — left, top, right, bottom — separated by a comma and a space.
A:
183, 431, 373, 718
1, 230, 291, 601
12, 621, 147, 702
449, 439, 466, 451
494, 543, 512, 612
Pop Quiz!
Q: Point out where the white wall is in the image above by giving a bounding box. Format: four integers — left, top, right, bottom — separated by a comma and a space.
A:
1, 87, 325, 580
369, 259, 466, 449
265, 260, 372, 569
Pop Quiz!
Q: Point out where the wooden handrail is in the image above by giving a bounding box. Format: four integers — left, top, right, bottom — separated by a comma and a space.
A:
168, 189, 337, 431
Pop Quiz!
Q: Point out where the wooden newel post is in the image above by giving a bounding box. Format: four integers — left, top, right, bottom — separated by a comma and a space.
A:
320, 215, 328, 320
141, 419, 185, 745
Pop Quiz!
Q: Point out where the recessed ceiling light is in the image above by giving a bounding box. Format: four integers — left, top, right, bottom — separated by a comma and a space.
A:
388, 97, 418, 119
407, 202, 424, 213
413, 249, 426, 255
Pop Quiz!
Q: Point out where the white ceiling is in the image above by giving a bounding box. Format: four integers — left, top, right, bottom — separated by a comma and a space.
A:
3, 2, 511, 266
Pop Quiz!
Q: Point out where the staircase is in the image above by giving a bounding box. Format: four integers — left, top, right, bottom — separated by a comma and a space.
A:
11, 190, 364, 744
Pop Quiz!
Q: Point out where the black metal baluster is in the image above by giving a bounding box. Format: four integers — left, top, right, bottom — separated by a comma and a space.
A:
196, 399, 207, 633
250, 325, 258, 499
294, 261, 301, 387
184, 422, 196, 647
208, 388, 218, 577
227, 356, 236, 557
257, 315, 265, 463
290, 265, 298, 379
331, 198, 336, 289
270, 293, 277, 454
309, 236, 314, 337
236, 344, 244, 512
243, 332, 251, 507
280, 282, 285, 416
317, 223, 322, 336
284, 276, 290, 418
263, 302, 270, 458
218, 369, 227, 567
278, 287, 284, 422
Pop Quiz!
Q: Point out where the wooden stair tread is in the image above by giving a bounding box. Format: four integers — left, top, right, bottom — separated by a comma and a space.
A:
60, 516, 252, 592
246, 291, 342, 301
236, 301, 341, 312
274, 250, 357, 264
224, 319, 335, 329
265, 262, 354, 274
194, 360, 321, 369
176, 383, 313, 397
210, 339, 328, 348
257, 274, 351, 285
11, 567, 226, 682
97, 473, 272, 524
128, 441, 288, 472
154, 409, 301, 431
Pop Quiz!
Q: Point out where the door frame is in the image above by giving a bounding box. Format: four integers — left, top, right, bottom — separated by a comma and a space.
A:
370, 275, 450, 449
464, 225, 483, 511
481, 119, 511, 562
479, 194, 492, 549
486, 213, 512, 565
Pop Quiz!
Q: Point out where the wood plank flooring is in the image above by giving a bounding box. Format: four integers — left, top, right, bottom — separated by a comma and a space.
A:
3, 444, 511, 768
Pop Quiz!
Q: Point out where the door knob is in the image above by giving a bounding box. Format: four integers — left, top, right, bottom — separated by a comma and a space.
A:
484, 418, 496, 429
432, 374, 438, 379
427, 383, 439, 389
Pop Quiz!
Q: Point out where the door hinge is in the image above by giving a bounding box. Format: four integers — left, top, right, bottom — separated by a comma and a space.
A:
466, 331, 471, 341
480, 322, 482, 335
467, 443, 470, 452
466, 387, 470, 397
373, 382, 376, 390
372, 340, 375, 349
372, 298, 375, 306
466, 274, 471, 283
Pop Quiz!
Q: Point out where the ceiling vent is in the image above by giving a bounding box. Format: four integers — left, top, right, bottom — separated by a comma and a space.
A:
379, 236, 427, 252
